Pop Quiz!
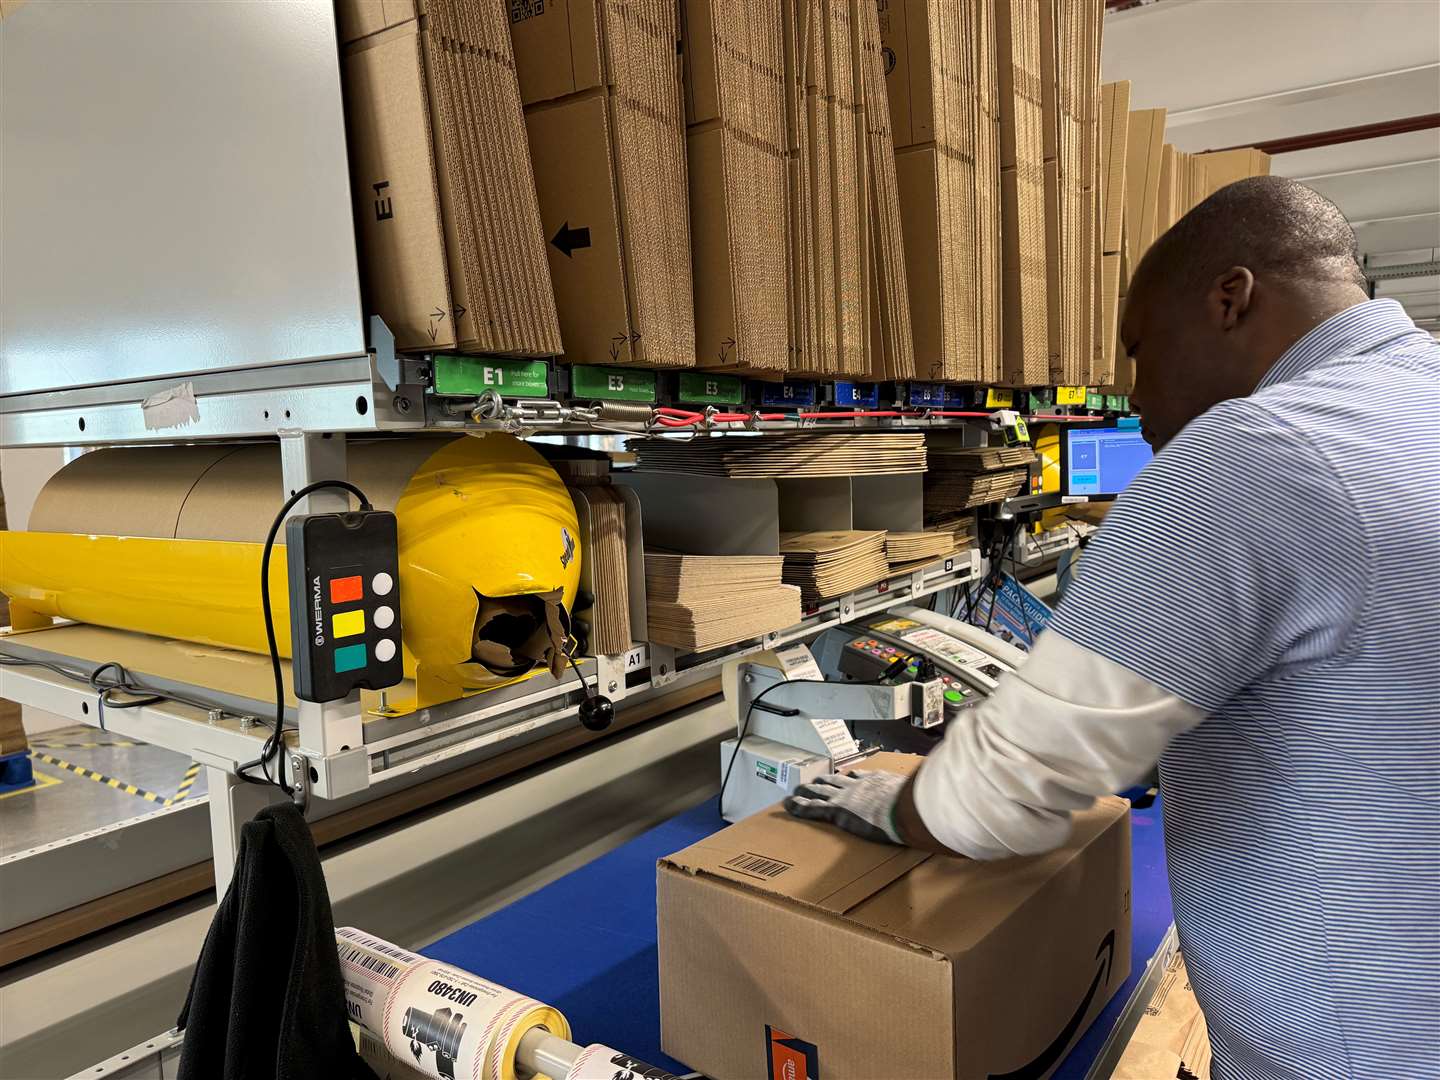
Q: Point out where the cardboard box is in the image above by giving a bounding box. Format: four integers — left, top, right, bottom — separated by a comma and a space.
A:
658, 752, 1133, 1079
0, 699, 25, 757
1113, 951, 1211, 1080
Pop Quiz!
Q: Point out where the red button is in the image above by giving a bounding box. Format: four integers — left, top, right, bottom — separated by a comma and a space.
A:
329, 575, 363, 604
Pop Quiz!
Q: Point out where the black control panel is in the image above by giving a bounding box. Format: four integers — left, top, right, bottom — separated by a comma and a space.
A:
839, 636, 976, 720
285, 511, 404, 703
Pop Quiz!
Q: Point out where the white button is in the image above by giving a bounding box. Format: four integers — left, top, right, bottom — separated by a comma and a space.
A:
375, 638, 397, 662
371, 572, 394, 596
373, 605, 395, 630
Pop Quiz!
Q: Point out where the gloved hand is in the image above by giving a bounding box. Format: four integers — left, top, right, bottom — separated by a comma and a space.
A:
783, 770, 906, 845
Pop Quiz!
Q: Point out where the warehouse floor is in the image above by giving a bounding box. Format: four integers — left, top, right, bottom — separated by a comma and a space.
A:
0, 727, 206, 859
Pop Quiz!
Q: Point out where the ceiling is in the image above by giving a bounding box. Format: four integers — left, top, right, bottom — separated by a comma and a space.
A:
1101, 0, 1440, 328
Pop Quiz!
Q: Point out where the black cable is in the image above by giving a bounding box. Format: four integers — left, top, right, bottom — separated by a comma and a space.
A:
238, 479, 373, 795
0, 654, 230, 717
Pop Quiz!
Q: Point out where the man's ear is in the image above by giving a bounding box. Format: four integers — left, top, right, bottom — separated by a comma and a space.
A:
1208, 266, 1255, 330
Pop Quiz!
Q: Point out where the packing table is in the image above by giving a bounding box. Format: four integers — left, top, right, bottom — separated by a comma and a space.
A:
425, 795, 1175, 1078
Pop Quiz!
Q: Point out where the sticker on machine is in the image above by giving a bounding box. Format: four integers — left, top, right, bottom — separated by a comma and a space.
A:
897, 626, 992, 667
869, 618, 919, 633
774, 643, 824, 682
809, 718, 860, 762
766, 1025, 819, 1080
565, 1043, 683, 1079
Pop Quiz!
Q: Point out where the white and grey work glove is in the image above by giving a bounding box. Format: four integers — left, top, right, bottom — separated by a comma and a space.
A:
783, 770, 906, 845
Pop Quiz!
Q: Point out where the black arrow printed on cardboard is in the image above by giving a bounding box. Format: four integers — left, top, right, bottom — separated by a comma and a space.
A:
987, 930, 1116, 1080
551, 221, 591, 258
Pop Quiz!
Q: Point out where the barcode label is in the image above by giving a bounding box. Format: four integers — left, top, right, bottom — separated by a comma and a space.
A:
724, 852, 792, 880
340, 945, 401, 981
336, 928, 420, 965
509, 0, 544, 23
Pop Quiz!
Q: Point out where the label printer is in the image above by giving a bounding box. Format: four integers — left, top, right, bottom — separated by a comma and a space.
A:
719, 605, 1028, 822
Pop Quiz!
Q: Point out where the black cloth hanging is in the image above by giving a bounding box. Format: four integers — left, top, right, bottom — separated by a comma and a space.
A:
176, 801, 376, 1080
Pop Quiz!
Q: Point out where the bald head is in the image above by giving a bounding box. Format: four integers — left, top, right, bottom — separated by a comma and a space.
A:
1132, 175, 1367, 305
1121, 176, 1370, 450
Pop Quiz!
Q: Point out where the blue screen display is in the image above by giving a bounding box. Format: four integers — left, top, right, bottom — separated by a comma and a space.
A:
1065, 427, 1152, 497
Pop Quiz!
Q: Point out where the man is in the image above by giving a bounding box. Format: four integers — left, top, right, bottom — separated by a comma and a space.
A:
787, 177, 1439, 1080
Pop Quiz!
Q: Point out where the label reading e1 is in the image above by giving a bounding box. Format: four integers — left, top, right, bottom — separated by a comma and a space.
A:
432, 355, 549, 398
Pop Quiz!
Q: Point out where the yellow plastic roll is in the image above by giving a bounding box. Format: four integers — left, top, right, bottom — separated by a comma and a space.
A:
0, 434, 581, 707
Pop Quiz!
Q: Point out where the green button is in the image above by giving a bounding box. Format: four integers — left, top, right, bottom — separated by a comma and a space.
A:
944, 689, 964, 704
334, 643, 367, 674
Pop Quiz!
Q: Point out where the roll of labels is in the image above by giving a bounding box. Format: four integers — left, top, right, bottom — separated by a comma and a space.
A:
337, 928, 680, 1080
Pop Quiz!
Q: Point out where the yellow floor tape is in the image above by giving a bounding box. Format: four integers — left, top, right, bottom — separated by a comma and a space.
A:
172, 761, 202, 803
29, 751, 177, 806
0, 769, 62, 801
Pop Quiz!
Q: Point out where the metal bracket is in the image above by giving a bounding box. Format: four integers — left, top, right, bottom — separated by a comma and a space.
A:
369, 315, 400, 390
649, 643, 680, 688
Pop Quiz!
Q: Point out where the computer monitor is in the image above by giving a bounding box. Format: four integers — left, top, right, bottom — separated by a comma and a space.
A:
1061, 426, 1153, 499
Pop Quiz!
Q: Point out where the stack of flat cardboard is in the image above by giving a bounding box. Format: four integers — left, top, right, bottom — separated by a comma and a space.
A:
1196, 147, 1271, 189
780, 530, 891, 603
930, 511, 980, 551
511, 1, 695, 368
628, 432, 927, 477
683, 1, 791, 372
1038, 0, 1103, 387
645, 553, 801, 650
995, 0, 1050, 385
930, 445, 1037, 470
779, 2, 916, 380
884, 529, 957, 572
1105, 117, 1271, 395
925, 468, 1028, 512
570, 483, 632, 654
860, 2, 918, 382
338, 0, 561, 355
925, 446, 1034, 514
1097, 80, 1130, 384
880, 2, 1001, 383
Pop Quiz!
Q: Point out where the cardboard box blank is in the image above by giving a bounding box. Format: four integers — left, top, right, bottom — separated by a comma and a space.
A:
339, 1, 562, 355
996, 0, 1050, 385
658, 753, 1134, 1080
515, 1, 696, 367
1123, 108, 1166, 270
684, 0, 790, 372
884, 1, 1002, 383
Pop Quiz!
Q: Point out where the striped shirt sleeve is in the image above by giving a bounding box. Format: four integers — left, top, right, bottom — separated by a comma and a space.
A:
1048, 399, 1370, 713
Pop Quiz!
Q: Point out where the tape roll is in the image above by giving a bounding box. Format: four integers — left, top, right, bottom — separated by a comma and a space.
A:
337, 929, 571, 1080
565, 1044, 681, 1080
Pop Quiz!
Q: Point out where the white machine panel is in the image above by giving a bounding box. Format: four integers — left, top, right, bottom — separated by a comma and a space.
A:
0, 1, 366, 395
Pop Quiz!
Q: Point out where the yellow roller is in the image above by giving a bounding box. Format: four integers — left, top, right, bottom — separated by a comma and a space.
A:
0, 434, 581, 711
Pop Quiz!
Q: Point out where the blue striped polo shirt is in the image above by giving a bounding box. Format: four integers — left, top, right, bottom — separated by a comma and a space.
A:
1050, 299, 1440, 1080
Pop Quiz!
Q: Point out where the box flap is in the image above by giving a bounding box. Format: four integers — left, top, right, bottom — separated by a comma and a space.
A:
660, 752, 930, 914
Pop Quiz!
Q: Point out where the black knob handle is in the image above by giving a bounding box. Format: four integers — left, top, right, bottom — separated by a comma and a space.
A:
579, 695, 615, 732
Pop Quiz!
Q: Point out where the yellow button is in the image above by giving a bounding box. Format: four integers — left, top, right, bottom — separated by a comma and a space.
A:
332, 609, 366, 639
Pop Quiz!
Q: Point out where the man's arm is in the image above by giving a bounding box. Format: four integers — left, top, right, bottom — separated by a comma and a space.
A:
893, 631, 1202, 858
789, 400, 1364, 856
